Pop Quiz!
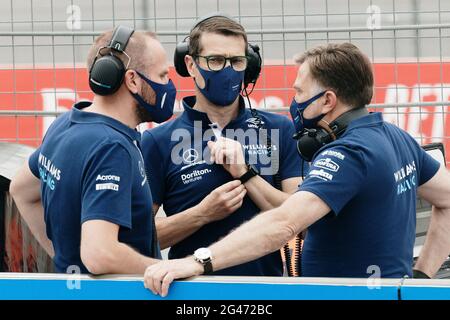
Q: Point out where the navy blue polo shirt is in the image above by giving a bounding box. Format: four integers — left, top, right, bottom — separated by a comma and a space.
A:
28, 101, 160, 273
299, 112, 440, 278
142, 96, 305, 276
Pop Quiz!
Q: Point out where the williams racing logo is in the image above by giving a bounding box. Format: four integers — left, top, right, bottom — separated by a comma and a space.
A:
243, 144, 277, 156
38, 153, 61, 191
394, 160, 417, 195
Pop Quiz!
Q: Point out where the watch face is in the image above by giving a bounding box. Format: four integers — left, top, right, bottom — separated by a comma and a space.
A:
195, 248, 211, 260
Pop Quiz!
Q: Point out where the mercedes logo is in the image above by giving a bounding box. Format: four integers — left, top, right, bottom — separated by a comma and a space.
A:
138, 160, 146, 178
182, 148, 199, 164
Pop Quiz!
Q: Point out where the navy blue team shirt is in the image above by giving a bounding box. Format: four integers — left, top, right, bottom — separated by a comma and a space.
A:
142, 96, 305, 276
299, 112, 440, 278
28, 101, 160, 273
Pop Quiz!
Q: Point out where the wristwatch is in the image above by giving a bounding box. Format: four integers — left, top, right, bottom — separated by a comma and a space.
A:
238, 164, 259, 184
193, 248, 213, 274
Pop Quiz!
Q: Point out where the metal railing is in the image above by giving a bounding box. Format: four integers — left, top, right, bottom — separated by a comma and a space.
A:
0, 0, 448, 165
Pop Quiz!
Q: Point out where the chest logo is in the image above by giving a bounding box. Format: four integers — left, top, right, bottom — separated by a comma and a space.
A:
182, 148, 199, 164
245, 117, 264, 129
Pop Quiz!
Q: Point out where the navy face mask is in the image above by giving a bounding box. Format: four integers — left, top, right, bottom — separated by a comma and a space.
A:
289, 91, 326, 132
131, 71, 177, 123
194, 62, 244, 107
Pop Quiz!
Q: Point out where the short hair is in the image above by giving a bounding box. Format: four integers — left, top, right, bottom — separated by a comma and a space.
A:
188, 16, 248, 56
86, 30, 157, 73
295, 43, 374, 108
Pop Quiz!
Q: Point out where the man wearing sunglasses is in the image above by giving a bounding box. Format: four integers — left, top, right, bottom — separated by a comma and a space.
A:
141, 14, 304, 276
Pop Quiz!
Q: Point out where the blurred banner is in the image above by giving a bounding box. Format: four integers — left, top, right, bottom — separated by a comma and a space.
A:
0, 142, 54, 272
2, 194, 54, 272
1, 64, 449, 161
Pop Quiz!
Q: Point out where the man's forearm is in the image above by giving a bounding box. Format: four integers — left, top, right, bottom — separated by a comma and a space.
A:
208, 191, 328, 272
13, 197, 54, 258
209, 206, 292, 271
415, 206, 450, 277
243, 176, 290, 211
156, 205, 207, 249
102, 242, 159, 275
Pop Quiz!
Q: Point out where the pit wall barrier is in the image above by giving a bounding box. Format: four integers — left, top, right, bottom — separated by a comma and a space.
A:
0, 273, 449, 300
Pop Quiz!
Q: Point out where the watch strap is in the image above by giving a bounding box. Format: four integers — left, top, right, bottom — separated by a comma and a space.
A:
239, 165, 258, 183
203, 258, 213, 274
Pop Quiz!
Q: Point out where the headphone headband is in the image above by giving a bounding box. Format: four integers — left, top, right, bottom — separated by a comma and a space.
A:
328, 107, 369, 136
109, 25, 134, 52
190, 12, 235, 32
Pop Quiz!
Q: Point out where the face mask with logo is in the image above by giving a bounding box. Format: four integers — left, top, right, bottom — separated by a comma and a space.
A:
289, 91, 326, 133
194, 62, 244, 107
131, 71, 177, 123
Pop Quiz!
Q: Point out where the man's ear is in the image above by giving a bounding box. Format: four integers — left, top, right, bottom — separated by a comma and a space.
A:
185, 55, 196, 78
124, 69, 140, 94
321, 90, 337, 114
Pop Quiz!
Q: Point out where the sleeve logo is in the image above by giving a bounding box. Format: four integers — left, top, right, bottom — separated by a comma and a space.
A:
308, 169, 334, 181
321, 150, 345, 160
313, 158, 340, 172
95, 183, 119, 191
95, 174, 121, 191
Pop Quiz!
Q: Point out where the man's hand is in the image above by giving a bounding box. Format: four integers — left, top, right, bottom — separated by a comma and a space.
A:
196, 180, 246, 223
144, 256, 203, 297
208, 137, 247, 178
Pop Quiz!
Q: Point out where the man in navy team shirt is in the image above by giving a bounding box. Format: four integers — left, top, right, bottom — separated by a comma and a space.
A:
141, 15, 305, 276
145, 43, 450, 296
10, 27, 177, 274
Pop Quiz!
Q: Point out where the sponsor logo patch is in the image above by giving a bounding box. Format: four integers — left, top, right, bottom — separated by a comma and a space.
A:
313, 158, 340, 172
95, 183, 119, 191
245, 117, 264, 129
182, 148, 199, 164
96, 174, 120, 182
308, 169, 334, 181
321, 150, 345, 160
181, 168, 212, 185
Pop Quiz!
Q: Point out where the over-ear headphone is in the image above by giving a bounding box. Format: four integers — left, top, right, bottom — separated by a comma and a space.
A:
173, 12, 262, 88
89, 25, 135, 96
294, 107, 369, 162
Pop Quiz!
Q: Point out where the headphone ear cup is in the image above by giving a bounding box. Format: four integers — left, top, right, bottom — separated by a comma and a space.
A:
174, 41, 190, 77
296, 129, 329, 162
244, 43, 262, 87
89, 55, 125, 96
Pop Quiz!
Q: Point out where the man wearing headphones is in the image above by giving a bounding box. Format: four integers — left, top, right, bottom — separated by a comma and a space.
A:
144, 43, 450, 296
141, 14, 304, 276
10, 27, 176, 274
